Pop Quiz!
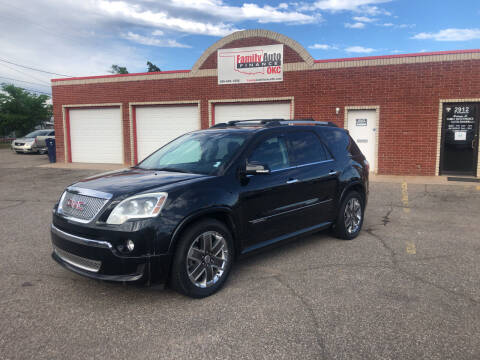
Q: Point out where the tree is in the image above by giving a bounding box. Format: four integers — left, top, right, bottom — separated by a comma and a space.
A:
0, 84, 52, 137
147, 61, 161, 72
109, 64, 129, 74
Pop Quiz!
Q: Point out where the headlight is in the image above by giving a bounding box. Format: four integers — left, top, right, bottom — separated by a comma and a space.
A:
106, 192, 168, 225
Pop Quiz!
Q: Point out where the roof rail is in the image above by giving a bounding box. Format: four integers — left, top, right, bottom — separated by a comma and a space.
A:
228, 119, 284, 126
209, 119, 338, 128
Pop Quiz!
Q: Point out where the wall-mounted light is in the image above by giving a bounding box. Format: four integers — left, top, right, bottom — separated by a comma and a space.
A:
335, 107, 340, 115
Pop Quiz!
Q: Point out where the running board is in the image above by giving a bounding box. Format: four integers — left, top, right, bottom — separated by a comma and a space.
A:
241, 221, 332, 254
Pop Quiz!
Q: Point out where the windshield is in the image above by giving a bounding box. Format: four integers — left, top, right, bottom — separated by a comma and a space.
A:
24, 130, 49, 138
137, 131, 250, 175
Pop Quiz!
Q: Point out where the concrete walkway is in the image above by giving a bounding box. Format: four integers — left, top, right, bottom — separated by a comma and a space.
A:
371, 173, 479, 186
37, 160, 479, 186
37, 161, 127, 171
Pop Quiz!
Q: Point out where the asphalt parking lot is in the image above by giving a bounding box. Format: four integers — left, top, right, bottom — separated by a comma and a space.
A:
0, 149, 479, 360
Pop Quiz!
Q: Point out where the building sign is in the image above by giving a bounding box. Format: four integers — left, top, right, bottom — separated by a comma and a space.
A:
445, 105, 475, 131
444, 105, 476, 142
454, 131, 467, 141
356, 118, 368, 126
217, 44, 283, 85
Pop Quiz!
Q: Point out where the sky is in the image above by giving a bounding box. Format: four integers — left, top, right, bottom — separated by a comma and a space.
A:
0, 0, 480, 96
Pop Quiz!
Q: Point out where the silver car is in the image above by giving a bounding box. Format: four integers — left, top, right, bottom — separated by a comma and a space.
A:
11, 130, 55, 154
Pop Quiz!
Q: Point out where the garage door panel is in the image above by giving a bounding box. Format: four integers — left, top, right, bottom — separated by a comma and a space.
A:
214, 102, 291, 123
69, 108, 123, 164
136, 105, 199, 162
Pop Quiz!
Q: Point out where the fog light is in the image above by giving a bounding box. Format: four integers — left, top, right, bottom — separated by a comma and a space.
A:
126, 239, 135, 252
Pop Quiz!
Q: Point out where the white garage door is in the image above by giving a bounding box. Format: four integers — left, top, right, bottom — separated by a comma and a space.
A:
214, 102, 291, 123
69, 107, 123, 164
135, 105, 199, 162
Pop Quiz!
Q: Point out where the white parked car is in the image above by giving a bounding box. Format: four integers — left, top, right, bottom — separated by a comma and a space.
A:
11, 130, 55, 154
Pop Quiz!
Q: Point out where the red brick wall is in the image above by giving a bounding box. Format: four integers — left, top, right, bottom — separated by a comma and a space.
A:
52, 56, 480, 175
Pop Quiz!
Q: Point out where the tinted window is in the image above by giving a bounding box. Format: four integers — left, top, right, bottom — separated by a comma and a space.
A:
317, 128, 350, 159
49, 131, 55, 136
248, 136, 289, 171
348, 135, 362, 157
287, 131, 330, 165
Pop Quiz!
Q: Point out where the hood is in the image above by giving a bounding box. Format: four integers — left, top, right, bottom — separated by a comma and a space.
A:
14, 138, 35, 142
70, 168, 209, 197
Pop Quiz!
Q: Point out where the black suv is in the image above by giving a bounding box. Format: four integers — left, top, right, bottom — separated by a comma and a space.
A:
51, 120, 369, 298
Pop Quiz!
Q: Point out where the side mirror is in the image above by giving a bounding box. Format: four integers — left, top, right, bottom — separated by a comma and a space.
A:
245, 161, 270, 175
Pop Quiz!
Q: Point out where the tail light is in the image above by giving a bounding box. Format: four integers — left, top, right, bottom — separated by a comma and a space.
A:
364, 159, 370, 173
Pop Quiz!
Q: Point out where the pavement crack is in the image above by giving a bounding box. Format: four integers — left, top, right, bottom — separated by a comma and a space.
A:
381, 207, 393, 226
365, 228, 396, 261
273, 275, 328, 360
0, 200, 25, 210
364, 228, 479, 306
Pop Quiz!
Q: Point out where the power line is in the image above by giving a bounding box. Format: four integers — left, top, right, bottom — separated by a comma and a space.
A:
0, 81, 51, 95
0, 57, 72, 77
0, 75, 50, 88
0, 62, 51, 86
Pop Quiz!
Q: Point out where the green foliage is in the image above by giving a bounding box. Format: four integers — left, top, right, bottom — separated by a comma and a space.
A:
0, 84, 52, 137
147, 61, 161, 72
109, 64, 129, 74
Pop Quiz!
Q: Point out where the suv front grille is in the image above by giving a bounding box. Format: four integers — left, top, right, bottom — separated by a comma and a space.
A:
53, 246, 101, 272
58, 191, 108, 222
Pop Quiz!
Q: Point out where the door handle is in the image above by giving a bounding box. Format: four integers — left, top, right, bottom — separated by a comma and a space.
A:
286, 178, 299, 184
328, 171, 338, 176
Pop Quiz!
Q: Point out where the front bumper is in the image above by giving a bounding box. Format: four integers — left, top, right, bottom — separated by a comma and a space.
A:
12, 143, 36, 153
50, 223, 171, 284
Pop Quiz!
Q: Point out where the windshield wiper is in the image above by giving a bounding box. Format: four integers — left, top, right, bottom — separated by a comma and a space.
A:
152, 167, 189, 173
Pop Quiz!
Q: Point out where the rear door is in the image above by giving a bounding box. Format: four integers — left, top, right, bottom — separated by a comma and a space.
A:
285, 130, 338, 226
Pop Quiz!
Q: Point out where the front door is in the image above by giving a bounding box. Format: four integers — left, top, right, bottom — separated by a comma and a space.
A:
440, 103, 479, 176
347, 109, 377, 172
238, 134, 306, 250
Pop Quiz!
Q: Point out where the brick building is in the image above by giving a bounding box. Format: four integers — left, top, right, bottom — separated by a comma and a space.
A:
51, 29, 480, 177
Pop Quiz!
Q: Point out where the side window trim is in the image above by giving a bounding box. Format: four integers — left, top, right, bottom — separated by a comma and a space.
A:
270, 159, 334, 173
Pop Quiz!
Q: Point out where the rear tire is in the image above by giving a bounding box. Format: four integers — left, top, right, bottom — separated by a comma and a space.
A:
334, 191, 364, 240
170, 219, 234, 298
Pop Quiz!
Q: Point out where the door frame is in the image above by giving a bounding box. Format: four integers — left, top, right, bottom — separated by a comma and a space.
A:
62, 104, 124, 164
208, 97, 294, 126
344, 106, 380, 174
436, 99, 480, 177
129, 101, 201, 165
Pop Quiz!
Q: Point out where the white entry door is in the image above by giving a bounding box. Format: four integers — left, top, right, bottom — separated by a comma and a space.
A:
135, 105, 199, 162
347, 109, 377, 171
214, 102, 291, 123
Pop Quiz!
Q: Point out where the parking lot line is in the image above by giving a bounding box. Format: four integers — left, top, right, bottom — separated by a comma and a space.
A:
401, 181, 410, 213
406, 241, 417, 255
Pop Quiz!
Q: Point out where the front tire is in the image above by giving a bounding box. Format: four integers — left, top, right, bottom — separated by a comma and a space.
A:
170, 219, 234, 298
334, 191, 364, 240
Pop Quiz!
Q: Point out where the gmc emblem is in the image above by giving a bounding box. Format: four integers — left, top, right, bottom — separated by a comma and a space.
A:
66, 199, 85, 211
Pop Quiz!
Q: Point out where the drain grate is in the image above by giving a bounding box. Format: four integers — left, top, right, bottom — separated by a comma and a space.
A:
447, 177, 480, 183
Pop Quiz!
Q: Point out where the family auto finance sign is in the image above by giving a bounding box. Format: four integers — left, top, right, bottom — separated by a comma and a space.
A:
217, 44, 283, 85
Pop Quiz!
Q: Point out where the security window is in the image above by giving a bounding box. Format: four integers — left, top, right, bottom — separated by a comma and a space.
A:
248, 136, 289, 171
287, 131, 331, 165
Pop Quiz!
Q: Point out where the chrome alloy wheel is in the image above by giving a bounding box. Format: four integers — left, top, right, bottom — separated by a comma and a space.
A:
344, 198, 362, 235
186, 231, 229, 288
